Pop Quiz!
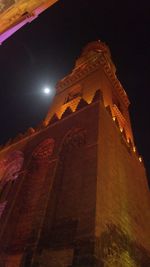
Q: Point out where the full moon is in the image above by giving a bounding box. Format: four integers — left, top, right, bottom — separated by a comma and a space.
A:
44, 87, 50, 94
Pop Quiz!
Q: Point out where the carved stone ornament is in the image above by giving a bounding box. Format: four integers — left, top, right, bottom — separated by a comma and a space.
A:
0, 151, 24, 184
62, 128, 86, 152
32, 138, 55, 160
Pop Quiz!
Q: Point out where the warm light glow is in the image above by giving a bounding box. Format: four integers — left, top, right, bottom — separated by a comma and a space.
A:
133, 146, 136, 152
56, 97, 81, 119
112, 116, 116, 121
120, 127, 123, 132
139, 156, 142, 162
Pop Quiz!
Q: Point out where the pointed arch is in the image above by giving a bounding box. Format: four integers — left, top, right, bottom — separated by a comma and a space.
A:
46, 127, 87, 248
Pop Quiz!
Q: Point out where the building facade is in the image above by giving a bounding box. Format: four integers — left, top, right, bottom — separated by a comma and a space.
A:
0, 41, 150, 266
0, 0, 58, 44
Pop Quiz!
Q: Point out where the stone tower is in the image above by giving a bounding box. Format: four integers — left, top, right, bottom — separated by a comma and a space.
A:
0, 41, 150, 267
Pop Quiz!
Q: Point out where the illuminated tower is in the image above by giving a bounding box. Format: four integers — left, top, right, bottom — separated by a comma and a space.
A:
0, 41, 150, 267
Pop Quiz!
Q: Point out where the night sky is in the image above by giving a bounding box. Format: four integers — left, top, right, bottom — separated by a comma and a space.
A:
0, 0, 150, 184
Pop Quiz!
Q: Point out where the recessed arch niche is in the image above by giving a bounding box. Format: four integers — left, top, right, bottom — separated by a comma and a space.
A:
0, 150, 24, 216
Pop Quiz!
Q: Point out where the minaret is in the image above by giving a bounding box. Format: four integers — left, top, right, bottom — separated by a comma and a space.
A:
45, 40, 134, 147
0, 41, 150, 266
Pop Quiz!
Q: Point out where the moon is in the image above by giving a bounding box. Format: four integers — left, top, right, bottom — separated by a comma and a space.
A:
43, 87, 50, 94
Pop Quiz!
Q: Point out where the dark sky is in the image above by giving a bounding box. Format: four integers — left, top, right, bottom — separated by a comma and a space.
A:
0, 0, 150, 184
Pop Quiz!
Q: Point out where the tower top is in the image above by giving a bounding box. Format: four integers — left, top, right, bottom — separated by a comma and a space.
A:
75, 40, 116, 73
45, 41, 134, 146
81, 40, 110, 55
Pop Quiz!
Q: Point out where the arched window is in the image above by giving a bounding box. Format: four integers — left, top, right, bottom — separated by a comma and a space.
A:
47, 128, 86, 247
64, 84, 82, 104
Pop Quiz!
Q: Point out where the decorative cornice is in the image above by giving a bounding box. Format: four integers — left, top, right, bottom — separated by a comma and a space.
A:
56, 53, 130, 107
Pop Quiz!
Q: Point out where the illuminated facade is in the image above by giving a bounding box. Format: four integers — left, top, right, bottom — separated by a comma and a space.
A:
0, 0, 58, 44
0, 41, 150, 266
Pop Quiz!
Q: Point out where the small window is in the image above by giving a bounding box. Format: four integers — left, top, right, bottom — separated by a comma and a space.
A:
64, 84, 82, 104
